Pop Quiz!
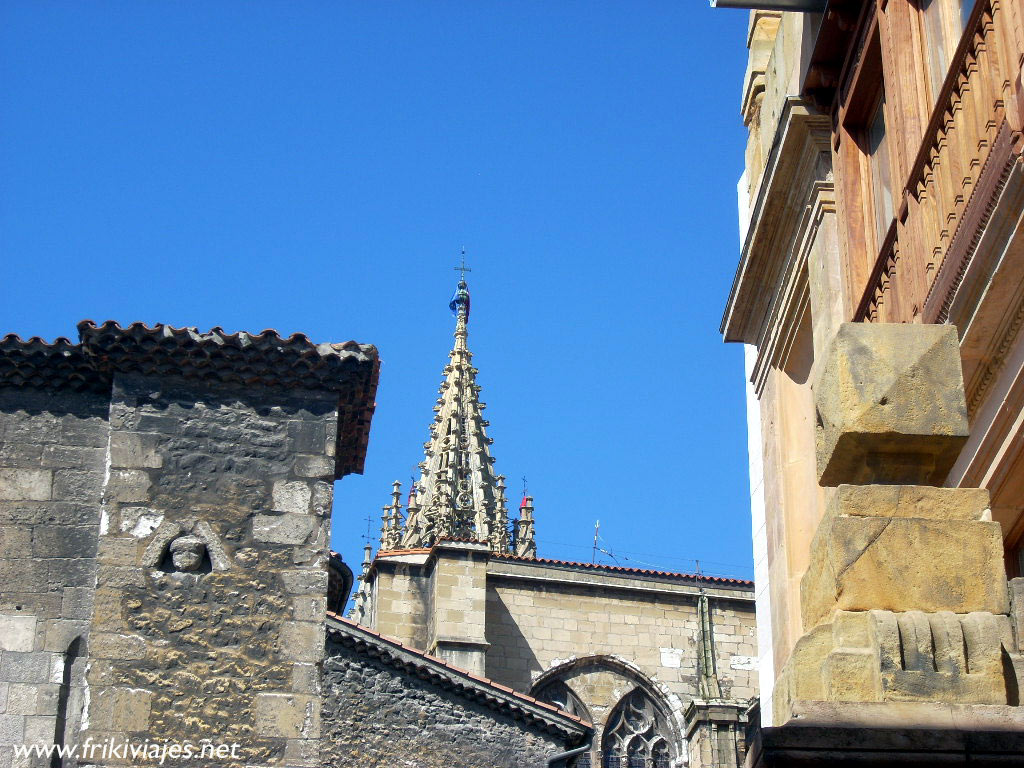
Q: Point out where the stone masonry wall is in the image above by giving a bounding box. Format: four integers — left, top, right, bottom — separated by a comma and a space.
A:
0, 386, 109, 768
82, 374, 339, 768
371, 562, 430, 647
320, 639, 568, 768
484, 567, 758, 703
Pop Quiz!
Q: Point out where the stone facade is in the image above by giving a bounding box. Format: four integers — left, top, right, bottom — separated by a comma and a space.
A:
0, 322, 380, 768
360, 549, 756, 767
0, 379, 108, 768
721, 0, 1024, 763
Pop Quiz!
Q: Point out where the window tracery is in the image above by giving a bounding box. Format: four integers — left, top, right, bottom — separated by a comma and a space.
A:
601, 689, 672, 768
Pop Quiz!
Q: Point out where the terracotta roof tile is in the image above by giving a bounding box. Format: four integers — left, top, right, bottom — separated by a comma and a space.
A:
491, 554, 753, 587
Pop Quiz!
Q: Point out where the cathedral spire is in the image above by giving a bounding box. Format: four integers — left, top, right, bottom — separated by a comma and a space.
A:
385, 267, 530, 555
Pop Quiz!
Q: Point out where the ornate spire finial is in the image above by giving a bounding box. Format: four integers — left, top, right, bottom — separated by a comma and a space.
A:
380, 270, 533, 555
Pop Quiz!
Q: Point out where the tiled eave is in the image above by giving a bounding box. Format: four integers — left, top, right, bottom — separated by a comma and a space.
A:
325, 613, 592, 742
0, 321, 380, 477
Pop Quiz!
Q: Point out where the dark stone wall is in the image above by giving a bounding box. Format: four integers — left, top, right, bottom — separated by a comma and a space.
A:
82, 374, 341, 768
0, 386, 109, 767
320, 639, 569, 768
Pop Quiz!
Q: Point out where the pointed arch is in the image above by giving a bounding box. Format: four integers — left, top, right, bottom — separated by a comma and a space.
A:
529, 655, 686, 767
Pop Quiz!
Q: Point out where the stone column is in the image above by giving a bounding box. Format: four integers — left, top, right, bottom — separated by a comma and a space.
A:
428, 541, 490, 675
775, 323, 1024, 723
685, 701, 747, 768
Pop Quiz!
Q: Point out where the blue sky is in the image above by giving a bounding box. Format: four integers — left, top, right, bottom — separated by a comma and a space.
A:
0, 2, 754, 582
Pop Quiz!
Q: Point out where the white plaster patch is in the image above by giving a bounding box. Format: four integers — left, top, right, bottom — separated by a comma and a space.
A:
121, 508, 164, 538
659, 648, 684, 669
729, 655, 757, 670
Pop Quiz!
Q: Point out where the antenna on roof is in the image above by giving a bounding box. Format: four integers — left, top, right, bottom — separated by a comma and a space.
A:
592, 520, 600, 564
522, 476, 528, 497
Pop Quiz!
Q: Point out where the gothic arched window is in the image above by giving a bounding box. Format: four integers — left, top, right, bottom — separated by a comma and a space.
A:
602, 689, 672, 768
534, 679, 590, 721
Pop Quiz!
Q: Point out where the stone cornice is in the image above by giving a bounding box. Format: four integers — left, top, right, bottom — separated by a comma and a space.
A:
722, 97, 832, 354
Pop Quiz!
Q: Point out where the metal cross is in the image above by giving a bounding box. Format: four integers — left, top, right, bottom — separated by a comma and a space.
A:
454, 248, 472, 281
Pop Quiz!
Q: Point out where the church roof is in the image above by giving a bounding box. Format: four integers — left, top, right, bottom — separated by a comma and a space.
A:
0, 321, 379, 476
370, 542, 754, 587
324, 613, 592, 740
491, 553, 755, 587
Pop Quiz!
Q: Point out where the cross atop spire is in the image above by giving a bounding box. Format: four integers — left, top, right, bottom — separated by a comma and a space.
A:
454, 248, 472, 282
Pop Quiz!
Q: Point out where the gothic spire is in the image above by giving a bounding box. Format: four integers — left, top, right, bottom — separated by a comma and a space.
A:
385, 270, 527, 554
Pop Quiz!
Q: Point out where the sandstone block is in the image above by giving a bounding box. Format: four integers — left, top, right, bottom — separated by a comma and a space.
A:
89, 686, 152, 732
90, 633, 147, 661
0, 615, 36, 652
253, 692, 319, 739
814, 323, 969, 486
105, 470, 151, 503
293, 455, 333, 478
253, 513, 315, 545
0, 470, 51, 501
272, 481, 311, 515
279, 622, 325, 662
800, 486, 1007, 629
281, 569, 328, 595
109, 432, 163, 469
777, 609, 1014, 723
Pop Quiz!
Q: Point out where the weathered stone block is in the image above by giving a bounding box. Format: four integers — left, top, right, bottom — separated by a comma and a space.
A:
0, 528, 30, 560
104, 470, 151, 503
801, 485, 1007, 629
22, 715, 56, 746
814, 323, 969, 486
252, 692, 318, 738
0, 652, 50, 683
281, 569, 327, 595
293, 455, 333, 478
279, 622, 325, 662
253, 514, 315, 545
89, 686, 152, 732
0, 616, 36, 652
272, 481, 311, 515
0, 470, 51, 501
6, 685, 37, 716
90, 633, 147, 661
777, 609, 1015, 723
109, 432, 163, 469
52, 469, 104, 501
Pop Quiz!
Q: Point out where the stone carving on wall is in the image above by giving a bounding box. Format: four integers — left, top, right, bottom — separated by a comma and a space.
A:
142, 519, 231, 573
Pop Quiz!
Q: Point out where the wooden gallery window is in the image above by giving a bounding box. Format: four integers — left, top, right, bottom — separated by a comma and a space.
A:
866, 92, 894, 246
842, 31, 896, 262
919, 0, 978, 102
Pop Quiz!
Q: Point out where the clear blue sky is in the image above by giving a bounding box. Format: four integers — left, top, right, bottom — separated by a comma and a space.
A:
0, 2, 754, 582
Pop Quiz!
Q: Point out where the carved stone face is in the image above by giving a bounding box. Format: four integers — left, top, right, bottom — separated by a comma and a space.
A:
169, 534, 206, 572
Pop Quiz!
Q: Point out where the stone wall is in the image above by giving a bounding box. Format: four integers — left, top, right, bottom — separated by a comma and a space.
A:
320, 638, 571, 768
81, 374, 340, 767
0, 385, 109, 768
484, 561, 758, 703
